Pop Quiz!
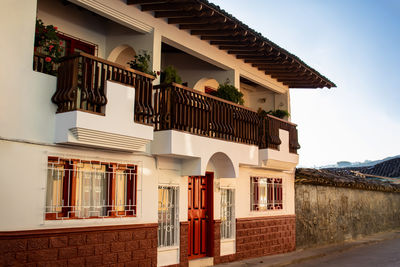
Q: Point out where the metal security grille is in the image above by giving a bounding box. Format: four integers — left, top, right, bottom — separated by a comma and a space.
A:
220, 188, 235, 239
46, 157, 137, 219
250, 177, 283, 211
158, 186, 179, 247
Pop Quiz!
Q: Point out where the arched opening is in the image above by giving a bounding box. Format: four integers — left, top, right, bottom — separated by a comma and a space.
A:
206, 152, 236, 178
107, 44, 136, 68
193, 78, 219, 93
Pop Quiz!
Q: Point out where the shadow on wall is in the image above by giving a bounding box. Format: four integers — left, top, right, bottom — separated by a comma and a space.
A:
206, 152, 236, 178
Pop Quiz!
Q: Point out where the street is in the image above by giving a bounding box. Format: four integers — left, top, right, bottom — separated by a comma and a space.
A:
289, 236, 400, 267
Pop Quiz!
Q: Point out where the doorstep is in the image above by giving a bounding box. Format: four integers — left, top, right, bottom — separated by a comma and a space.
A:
189, 257, 214, 267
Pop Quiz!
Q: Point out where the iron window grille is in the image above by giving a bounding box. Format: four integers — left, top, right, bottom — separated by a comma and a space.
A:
220, 188, 235, 239
158, 185, 179, 247
46, 157, 137, 220
250, 177, 283, 211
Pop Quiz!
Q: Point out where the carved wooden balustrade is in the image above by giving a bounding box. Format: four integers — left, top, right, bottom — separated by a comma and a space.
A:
51, 52, 155, 125
259, 115, 300, 153
154, 83, 260, 145
33, 52, 58, 75
153, 83, 300, 153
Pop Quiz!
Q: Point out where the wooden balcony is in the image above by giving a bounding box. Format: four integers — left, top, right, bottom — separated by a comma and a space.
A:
153, 83, 300, 154
51, 52, 155, 125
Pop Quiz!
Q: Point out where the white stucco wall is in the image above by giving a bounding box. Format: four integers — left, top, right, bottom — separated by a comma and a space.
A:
0, 0, 297, 242
0, 140, 159, 231
151, 130, 259, 177
236, 167, 295, 219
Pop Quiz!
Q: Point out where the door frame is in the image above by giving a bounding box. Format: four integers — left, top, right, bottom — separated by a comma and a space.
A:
205, 172, 214, 258
187, 172, 215, 260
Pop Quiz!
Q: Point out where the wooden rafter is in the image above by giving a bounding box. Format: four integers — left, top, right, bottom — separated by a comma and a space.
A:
129, 0, 336, 88
179, 22, 237, 30
141, 3, 203, 11
154, 9, 214, 18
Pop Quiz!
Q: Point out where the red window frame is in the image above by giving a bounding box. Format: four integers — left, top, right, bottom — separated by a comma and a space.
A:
46, 157, 137, 220
251, 177, 283, 211
204, 86, 217, 94
57, 32, 96, 56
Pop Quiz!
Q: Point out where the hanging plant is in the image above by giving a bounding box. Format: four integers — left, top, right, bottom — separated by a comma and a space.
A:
128, 50, 158, 77
210, 80, 244, 105
34, 19, 63, 75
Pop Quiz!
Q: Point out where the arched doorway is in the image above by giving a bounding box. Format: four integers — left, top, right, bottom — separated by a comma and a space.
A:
107, 44, 136, 68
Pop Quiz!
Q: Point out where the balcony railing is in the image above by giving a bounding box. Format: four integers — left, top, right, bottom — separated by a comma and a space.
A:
153, 83, 261, 145
259, 115, 300, 153
39, 51, 299, 152
33, 52, 58, 75
153, 83, 300, 153
51, 52, 155, 125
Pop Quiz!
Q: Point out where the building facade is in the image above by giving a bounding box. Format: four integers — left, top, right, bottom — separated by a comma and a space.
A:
0, 0, 334, 266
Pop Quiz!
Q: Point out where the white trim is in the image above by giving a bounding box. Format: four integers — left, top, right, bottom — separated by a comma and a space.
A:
68, 0, 153, 33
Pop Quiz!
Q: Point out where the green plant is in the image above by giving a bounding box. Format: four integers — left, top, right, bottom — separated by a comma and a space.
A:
160, 65, 182, 84
211, 80, 244, 105
34, 19, 63, 74
128, 50, 157, 76
258, 108, 290, 119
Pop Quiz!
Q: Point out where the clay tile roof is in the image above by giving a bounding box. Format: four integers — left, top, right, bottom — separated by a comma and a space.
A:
127, 0, 336, 89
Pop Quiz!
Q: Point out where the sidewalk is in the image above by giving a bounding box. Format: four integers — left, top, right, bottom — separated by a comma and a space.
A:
215, 230, 400, 267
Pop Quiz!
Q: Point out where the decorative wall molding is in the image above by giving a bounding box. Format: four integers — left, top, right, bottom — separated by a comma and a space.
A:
69, 0, 153, 33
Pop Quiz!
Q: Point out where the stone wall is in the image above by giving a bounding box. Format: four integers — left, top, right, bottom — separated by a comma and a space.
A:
0, 223, 157, 266
296, 184, 400, 248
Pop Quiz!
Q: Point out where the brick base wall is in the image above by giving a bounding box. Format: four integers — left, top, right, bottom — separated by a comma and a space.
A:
215, 215, 296, 264
179, 222, 189, 267
0, 223, 158, 267
236, 215, 296, 261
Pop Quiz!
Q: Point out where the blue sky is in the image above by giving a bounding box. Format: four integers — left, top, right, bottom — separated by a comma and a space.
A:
213, 0, 400, 167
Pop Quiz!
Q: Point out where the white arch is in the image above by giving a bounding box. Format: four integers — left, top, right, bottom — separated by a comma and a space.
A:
193, 78, 219, 93
107, 44, 136, 67
206, 152, 236, 178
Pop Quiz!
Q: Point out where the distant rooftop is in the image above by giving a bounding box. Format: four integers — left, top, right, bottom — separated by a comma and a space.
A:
296, 168, 400, 193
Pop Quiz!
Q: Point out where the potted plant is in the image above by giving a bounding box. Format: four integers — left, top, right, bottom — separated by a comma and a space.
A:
210, 80, 244, 105
34, 19, 63, 75
127, 50, 158, 77
160, 65, 182, 84
258, 108, 290, 119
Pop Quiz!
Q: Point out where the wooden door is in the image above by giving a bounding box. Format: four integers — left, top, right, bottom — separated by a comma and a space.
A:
188, 173, 213, 260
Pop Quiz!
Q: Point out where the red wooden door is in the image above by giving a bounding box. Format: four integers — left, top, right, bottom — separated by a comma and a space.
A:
188, 173, 212, 260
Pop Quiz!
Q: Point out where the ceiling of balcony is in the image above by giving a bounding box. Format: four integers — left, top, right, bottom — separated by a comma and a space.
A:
126, 0, 336, 89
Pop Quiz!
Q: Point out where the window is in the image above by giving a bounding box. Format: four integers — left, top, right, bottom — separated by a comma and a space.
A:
46, 157, 137, 220
57, 32, 97, 56
250, 177, 283, 211
220, 188, 235, 239
158, 186, 179, 247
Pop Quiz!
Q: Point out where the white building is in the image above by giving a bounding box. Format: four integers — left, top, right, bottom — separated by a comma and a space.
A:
0, 0, 335, 266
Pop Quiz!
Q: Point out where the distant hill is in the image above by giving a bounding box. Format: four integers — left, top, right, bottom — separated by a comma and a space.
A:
319, 155, 400, 169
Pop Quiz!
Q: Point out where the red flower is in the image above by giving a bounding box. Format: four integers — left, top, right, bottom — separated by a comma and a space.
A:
157, 71, 160, 76
45, 57, 52, 62
54, 26, 58, 30
48, 45, 54, 51
60, 41, 63, 45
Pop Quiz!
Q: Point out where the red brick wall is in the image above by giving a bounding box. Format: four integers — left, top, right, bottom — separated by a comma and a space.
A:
0, 223, 157, 267
212, 220, 221, 263
179, 222, 189, 267
236, 215, 296, 261
215, 215, 296, 264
